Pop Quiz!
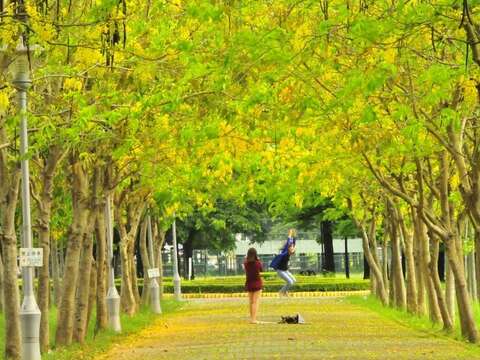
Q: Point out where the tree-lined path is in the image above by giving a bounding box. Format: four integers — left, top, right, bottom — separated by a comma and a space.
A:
95, 297, 480, 360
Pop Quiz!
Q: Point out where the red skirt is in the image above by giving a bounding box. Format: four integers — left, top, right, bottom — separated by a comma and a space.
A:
245, 280, 263, 292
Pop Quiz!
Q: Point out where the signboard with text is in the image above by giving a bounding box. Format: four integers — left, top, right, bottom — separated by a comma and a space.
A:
19, 248, 44, 267
148, 268, 160, 278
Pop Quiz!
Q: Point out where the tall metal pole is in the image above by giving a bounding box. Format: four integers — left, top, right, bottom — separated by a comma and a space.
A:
147, 214, 161, 313
105, 194, 121, 332
15, 42, 41, 360
172, 213, 182, 301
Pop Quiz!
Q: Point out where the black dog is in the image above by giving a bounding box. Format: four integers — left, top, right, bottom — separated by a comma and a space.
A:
279, 314, 305, 324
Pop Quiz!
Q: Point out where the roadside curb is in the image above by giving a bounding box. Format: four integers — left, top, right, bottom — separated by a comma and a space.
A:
162, 290, 370, 299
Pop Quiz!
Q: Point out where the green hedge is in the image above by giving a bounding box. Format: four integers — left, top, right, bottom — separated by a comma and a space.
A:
129, 275, 369, 293
162, 281, 369, 293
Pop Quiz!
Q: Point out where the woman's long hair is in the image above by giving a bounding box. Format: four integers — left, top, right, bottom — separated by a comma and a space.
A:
246, 247, 259, 262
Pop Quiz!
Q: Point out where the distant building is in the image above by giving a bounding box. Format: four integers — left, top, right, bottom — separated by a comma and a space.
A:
235, 238, 364, 274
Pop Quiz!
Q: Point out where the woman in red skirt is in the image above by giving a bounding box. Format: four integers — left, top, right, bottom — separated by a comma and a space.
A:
244, 247, 263, 324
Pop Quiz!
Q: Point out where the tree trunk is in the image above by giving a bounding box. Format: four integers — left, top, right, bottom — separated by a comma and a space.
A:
321, 220, 335, 273
139, 219, 150, 305
36, 147, 62, 353
55, 159, 90, 346
73, 216, 95, 343
360, 226, 388, 305
0, 251, 3, 313
387, 209, 406, 310
466, 251, 477, 301
447, 239, 479, 342
119, 239, 137, 315
344, 236, 350, 279
370, 273, 377, 295
363, 255, 370, 279
419, 219, 442, 323
0, 171, 21, 359
130, 240, 141, 306
399, 216, 418, 314
37, 210, 52, 353
438, 248, 446, 282
475, 230, 480, 300
51, 237, 62, 307
95, 205, 108, 331
388, 258, 395, 307
86, 259, 97, 332
429, 238, 453, 331
437, 151, 477, 342
413, 215, 426, 316
445, 249, 456, 324
381, 238, 389, 295
116, 198, 145, 316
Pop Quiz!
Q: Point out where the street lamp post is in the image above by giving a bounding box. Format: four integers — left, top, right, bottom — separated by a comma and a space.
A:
172, 213, 181, 301
105, 194, 121, 332
147, 214, 161, 313
14, 40, 41, 360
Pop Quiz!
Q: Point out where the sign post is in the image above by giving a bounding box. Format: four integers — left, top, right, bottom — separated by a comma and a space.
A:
14, 39, 41, 360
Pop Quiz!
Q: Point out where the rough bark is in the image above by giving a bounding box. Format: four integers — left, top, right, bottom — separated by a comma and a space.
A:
51, 237, 62, 307
381, 238, 389, 297
447, 240, 478, 342
73, 211, 95, 343
386, 204, 407, 310
359, 220, 388, 305
435, 152, 478, 342
475, 230, 480, 300
115, 194, 145, 316
363, 255, 370, 279
418, 217, 442, 323
466, 251, 476, 301
0, 251, 3, 313
429, 237, 453, 331
445, 249, 456, 323
131, 239, 141, 306
86, 258, 97, 332
444, 120, 480, 302
413, 211, 426, 316
55, 159, 90, 346
35, 146, 63, 353
119, 238, 137, 315
95, 204, 108, 331
398, 211, 418, 314
0, 170, 21, 359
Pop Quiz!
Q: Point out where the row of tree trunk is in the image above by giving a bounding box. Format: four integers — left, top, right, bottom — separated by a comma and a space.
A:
355, 152, 480, 343
0, 152, 168, 359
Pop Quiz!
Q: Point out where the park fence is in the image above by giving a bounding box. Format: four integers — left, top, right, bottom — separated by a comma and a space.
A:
159, 250, 365, 278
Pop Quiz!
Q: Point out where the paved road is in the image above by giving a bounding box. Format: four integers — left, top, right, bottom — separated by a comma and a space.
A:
96, 297, 480, 359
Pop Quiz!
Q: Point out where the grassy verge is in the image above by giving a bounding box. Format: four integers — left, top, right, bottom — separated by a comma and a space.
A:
348, 295, 480, 346
0, 300, 182, 360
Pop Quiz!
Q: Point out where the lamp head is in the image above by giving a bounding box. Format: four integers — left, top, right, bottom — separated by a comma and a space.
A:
12, 43, 32, 90
11, 39, 42, 90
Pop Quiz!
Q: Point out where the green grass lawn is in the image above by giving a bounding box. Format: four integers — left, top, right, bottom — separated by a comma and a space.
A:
348, 295, 480, 344
0, 300, 182, 360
